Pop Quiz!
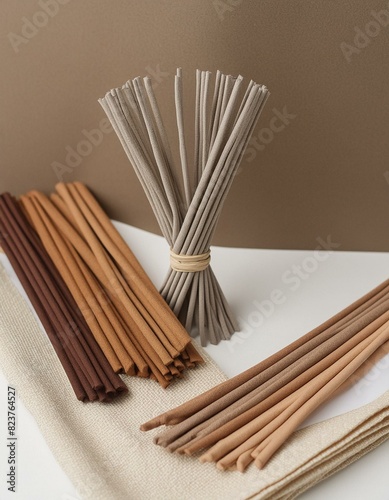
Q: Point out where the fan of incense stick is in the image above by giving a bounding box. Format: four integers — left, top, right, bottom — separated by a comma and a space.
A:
99, 69, 270, 345
141, 278, 389, 469
0, 192, 128, 402
0, 181, 204, 396
19, 183, 203, 388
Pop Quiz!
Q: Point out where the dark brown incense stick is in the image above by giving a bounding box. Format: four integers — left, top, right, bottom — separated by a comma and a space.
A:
0, 192, 127, 401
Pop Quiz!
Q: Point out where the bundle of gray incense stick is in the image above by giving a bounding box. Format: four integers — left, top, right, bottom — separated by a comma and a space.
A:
99, 69, 270, 345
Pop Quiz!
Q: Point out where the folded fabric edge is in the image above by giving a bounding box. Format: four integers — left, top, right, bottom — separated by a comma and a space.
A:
245, 393, 389, 499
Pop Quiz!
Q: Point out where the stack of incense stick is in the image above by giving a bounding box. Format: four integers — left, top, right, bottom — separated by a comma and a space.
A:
20, 182, 203, 388
99, 69, 270, 345
141, 278, 389, 470
0, 192, 127, 402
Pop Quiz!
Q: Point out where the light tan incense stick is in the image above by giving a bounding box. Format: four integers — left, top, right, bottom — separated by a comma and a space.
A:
199, 322, 389, 470
141, 277, 389, 430
253, 321, 389, 469
165, 299, 389, 453
71, 182, 189, 352
146, 294, 389, 441
169, 307, 389, 454
20, 194, 126, 374
201, 322, 389, 469
141, 280, 389, 471
25, 191, 148, 374
203, 320, 389, 463
55, 183, 174, 366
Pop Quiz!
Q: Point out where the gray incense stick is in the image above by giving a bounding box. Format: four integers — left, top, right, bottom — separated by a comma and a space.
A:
100, 69, 269, 345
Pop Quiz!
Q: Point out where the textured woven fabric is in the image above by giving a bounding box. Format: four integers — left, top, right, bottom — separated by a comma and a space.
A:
0, 262, 388, 499
247, 393, 389, 499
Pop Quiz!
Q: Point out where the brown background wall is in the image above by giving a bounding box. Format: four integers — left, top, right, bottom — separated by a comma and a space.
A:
1, 0, 389, 251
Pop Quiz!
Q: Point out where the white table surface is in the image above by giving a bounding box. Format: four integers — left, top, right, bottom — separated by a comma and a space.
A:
1, 221, 388, 500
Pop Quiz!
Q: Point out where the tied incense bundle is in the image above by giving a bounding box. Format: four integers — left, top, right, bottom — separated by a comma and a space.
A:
0, 192, 127, 402
21, 182, 203, 388
99, 69, 270, 345
141, 278, 389, 470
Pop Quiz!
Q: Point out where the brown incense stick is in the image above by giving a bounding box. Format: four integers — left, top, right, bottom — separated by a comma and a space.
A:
141, 279, 389, 471
0, 193, 127, 401
142, 276, 389, 430
22, 184, 203, 387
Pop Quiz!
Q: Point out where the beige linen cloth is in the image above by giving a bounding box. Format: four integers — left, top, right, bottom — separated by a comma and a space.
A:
0, 262, 388, 500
